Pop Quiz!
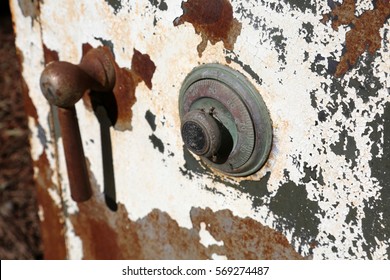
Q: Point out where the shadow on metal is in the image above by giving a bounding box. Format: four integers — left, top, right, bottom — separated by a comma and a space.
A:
93, 103, 118, 212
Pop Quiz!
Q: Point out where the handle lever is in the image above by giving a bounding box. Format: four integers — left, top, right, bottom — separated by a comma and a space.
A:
40, 47, 115, 202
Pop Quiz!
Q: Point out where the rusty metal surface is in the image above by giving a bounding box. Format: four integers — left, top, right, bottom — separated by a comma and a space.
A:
174, 0, 242, 57
82, 46, 156, 131
70, 180, 302, 259
34, 152, 67, 259
57, 107, 92, 202
322, 0, 390, 77
11, 0, 390, 259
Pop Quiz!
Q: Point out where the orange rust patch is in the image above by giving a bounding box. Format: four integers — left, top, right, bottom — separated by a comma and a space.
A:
82, 43, 93, 57
70, 189, 208, 259
191, 207, 303, 259
174, 0, 242, 57
322, 0, 390, 77
34, 152, 67, 259
112, 48, 156, 130
131, 48, 156, 90
70, 181, 301, 259
43, 44, 59, 65
112, 66, 137, 130
81, 45, 156, 131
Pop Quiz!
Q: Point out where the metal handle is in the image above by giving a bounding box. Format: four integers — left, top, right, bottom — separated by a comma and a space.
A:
39, 47, 116, 202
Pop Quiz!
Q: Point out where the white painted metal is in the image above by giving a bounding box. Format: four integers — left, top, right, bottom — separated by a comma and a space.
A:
11, 0, 390, 259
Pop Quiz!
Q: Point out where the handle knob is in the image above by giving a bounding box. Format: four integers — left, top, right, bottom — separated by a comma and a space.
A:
40, 48, 116, 108
39, 47, 115, 202
40, 61, 97, 108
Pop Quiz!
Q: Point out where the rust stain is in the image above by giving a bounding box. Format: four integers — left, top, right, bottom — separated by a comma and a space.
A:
34, 152, 67, 259
70, 177, 301, 259
82, 43, 93, 57
112, 66, 137, 130
113, 48, 156, 130
81, 45, 156, 131
43, 44, 59, 65
81, 43, 94, 112
191, 207, 303, 259
30, 43, 66, 256
70, 179, 207, 259
15, 43, 65, 258
174, 0, 242, 57
322, 0, 390, 77
131, 48, 156, 90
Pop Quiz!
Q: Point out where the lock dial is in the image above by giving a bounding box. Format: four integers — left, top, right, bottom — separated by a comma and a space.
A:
179, 64, 272, 176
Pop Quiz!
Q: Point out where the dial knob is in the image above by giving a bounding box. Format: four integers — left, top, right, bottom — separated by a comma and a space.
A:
181, 110, 221, 158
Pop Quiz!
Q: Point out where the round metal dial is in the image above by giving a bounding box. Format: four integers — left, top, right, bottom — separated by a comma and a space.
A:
179, 63, 272, 177
181, 110, 221, 158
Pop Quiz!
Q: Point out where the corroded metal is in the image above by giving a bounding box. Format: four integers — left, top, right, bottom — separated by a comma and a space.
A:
11, 0, 390, 260
321, 0, 390, 77
179, 64, 272, 176
69, 182, 303, 259
39, 47, 116, 202
40, 62, 97, 108
40, 48, 116, 108
173, 0, 242, 57
56, 107, 92, 202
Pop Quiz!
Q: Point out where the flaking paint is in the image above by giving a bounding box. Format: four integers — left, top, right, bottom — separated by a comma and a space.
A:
174, 0, 242, 57
69, 174, 301, 259
82, 46, 156, 131
322, 0, 390, 77
11, 0, 390, 259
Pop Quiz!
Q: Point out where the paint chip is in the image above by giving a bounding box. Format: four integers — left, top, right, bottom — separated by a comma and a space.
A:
174, 0, 242, 57
322, 0, 390, 77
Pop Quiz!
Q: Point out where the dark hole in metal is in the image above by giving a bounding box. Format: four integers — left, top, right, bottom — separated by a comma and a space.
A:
211, 120, 233, 164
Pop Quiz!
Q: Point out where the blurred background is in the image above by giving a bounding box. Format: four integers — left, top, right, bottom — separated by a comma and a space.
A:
0, 0, 42, 259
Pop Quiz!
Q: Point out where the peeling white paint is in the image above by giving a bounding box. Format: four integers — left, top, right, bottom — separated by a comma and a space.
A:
199, 222, 224, 248
27, 117, 43, 162
47, 188, 62, 207
211, 253, 228, 260
13, 0, 390, 259
355, 0, 374, 17
65, 219, 84, 260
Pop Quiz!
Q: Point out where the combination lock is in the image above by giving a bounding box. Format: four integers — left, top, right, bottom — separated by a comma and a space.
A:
179, 64, 272, 176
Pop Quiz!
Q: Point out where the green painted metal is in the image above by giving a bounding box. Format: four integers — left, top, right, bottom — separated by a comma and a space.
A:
179, 63, 273, 176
